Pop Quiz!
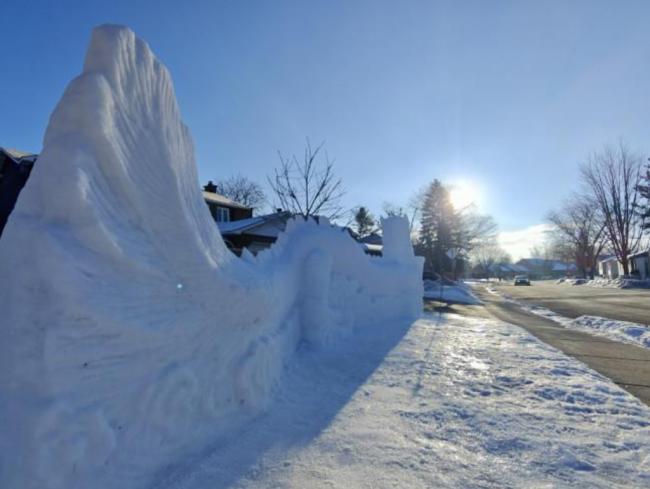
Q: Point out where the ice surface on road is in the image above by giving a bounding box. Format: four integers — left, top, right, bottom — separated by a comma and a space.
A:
490, 288, 650, 349
0, 25, 422, 489
162, 314, 650, 489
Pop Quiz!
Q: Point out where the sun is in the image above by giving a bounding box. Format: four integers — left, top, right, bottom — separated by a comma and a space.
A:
449, 180, 479, 210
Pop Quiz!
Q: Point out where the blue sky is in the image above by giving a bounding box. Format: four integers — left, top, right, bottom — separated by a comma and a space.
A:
2, 1, 649, 257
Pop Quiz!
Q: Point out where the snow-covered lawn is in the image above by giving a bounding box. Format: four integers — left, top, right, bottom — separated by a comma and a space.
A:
489, 287, 650, 350
163, 314, 650, 489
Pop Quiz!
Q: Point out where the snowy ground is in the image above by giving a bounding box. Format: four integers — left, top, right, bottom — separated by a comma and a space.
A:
556, 276, 650, 289
161, 314, 650, 489
488, 287, 650, 350
585, 278, 650, 289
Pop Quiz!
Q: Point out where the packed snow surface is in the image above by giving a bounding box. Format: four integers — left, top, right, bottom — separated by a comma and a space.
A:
488, 288, 650, 349
161, 314, 650, 489
0, 25, 422, 489
423, 279, 480, 305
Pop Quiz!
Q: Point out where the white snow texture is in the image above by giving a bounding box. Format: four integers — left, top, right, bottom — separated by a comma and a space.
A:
0, 25, 423, 489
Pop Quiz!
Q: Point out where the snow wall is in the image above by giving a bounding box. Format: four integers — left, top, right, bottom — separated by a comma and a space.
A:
0, 25, 423, 489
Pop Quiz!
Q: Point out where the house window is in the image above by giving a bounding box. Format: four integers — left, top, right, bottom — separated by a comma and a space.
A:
215, 206, 230, 222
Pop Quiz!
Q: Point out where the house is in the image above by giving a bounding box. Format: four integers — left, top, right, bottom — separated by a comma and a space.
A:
629, 250, 650, 280
217, 210, 370, 257
487, 262, 529, 280
598, 255, 623, 279
597, 252, 649, 280
515, 258, 575, 280
357, 232, 383, 256
217, 210, 293, 255
0, 148, 37, 237
202, 181, 253, 223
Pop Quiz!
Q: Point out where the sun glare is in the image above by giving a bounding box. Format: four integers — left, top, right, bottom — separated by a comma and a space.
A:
449, 180, 479, 210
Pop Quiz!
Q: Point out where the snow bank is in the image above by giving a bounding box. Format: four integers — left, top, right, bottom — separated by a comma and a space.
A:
0, 25, 423, 489
586, 277, 650, 289
489, 290, 650, 350
423, 279, 481, 305
566, 316, 650, 349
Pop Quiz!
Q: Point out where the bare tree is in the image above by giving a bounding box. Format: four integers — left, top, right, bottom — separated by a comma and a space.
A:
581, 142, 644, 275
637, 159, 650, 230
215, 174, 266, 210
547, 194, 607, 278
382, 186, 428, 236
268, 140, 344, 220
458, 212, 498, 254
471, 238, 508, 279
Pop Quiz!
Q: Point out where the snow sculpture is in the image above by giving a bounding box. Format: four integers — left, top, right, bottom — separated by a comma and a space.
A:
0, 25, 423, 489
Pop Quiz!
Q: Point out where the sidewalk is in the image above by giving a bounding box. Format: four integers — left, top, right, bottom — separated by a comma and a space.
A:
474, 286, 650, 405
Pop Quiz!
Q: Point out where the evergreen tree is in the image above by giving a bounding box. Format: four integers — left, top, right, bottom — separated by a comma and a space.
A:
417, 180, 458, 275
354, 206, 375, 237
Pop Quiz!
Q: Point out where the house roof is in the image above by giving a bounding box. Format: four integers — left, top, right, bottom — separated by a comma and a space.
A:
517, 258, 545, 267
202, 191, 251, 210
628, 250, 650, 260
359, 243, 383, 253
599, 256, 620, 263
516, 258, 575, 271
359, 232, 382, 245
1, 147, 37, 164
217, 211, 292, 236
490, 263, 528, 273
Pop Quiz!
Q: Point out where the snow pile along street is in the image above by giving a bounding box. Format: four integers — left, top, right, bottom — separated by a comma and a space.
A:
164, 314, 650, 489
487, 288, 650, 350
567, 316, 650, 349
587, 277, 650, 289
0, 25, 422, 489
423, 279, 481, 304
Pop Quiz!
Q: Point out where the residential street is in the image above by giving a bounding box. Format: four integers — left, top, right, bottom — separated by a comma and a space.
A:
469, 284, 650, 405
487, 280, 650, 326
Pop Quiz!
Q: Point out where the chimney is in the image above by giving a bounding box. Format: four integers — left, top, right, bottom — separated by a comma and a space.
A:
203, 180, 217, 193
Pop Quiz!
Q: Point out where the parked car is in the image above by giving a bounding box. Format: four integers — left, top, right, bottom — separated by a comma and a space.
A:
514, 275, 531, 286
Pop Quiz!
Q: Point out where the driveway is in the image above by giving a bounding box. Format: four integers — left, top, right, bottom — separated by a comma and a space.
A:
488, 280, 650, 326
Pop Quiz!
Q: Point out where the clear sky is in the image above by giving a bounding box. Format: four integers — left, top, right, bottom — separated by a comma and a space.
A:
2, 0, 650, 259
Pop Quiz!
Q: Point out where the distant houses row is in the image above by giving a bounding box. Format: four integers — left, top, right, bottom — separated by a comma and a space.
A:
475, 258, 577, 281
477, 253, 650, 282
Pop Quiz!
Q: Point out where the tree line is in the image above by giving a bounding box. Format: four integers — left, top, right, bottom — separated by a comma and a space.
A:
546, 141, 650, 278
212, 138, 502, 278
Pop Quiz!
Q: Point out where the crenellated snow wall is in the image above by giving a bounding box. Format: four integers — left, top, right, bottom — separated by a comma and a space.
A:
0, 25, 423, 489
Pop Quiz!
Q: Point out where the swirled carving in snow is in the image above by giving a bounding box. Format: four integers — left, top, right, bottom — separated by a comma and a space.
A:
0, 25, 423, 489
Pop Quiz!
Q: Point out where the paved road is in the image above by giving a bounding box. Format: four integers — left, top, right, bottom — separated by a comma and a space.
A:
467, 286, 650, 405
489, 280, 650, 326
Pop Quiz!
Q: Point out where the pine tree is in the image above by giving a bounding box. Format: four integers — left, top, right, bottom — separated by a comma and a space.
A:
417, 180, 458, 275
354, 206, 375, 237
